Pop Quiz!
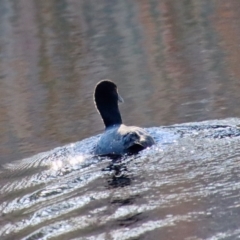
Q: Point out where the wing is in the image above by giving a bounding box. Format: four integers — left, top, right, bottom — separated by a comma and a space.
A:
123, 128, 155, 154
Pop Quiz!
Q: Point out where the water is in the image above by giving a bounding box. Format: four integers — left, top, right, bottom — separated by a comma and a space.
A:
1, 119, 240, 239
1, 0, 240, 239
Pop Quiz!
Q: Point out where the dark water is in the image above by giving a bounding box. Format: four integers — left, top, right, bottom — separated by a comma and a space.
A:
1, 0, 240, 239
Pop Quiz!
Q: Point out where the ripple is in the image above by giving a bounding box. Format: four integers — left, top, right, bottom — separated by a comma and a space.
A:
1, 119, 240, 239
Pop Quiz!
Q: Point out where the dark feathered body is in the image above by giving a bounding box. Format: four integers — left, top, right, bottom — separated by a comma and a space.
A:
94, 80, 155, 156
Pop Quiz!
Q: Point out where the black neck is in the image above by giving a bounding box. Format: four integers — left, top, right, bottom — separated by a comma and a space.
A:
97, 103, 122, 128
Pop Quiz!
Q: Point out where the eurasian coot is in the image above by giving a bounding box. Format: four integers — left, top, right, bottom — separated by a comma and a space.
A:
94, 80, 155, 156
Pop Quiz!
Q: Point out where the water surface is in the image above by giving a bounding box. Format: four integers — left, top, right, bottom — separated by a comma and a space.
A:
1, 119, 240, 239
1, 0, 240, 163
1, 1, 240, 239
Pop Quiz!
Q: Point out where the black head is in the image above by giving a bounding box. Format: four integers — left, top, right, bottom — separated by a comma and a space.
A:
94, 80, 123, 128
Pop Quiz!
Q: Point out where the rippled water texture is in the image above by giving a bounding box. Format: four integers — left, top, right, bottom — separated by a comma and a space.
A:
1, 119, 240, 239
1, 0, 240, 239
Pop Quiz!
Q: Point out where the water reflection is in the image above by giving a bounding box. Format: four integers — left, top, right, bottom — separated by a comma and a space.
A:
1, 1, 240, 163
1, 0, 240, 239
0, 119, 240, 239
103, 160, 132, 188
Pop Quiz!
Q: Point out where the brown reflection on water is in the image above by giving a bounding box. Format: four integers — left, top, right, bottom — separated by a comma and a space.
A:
1, 0, 240, 163
214, 1, 240, 115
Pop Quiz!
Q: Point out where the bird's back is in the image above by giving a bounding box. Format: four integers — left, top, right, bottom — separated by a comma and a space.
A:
95, 124, 155, 156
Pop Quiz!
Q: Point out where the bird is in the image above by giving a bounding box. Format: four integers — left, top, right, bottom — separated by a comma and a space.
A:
94, 79, 155, 156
